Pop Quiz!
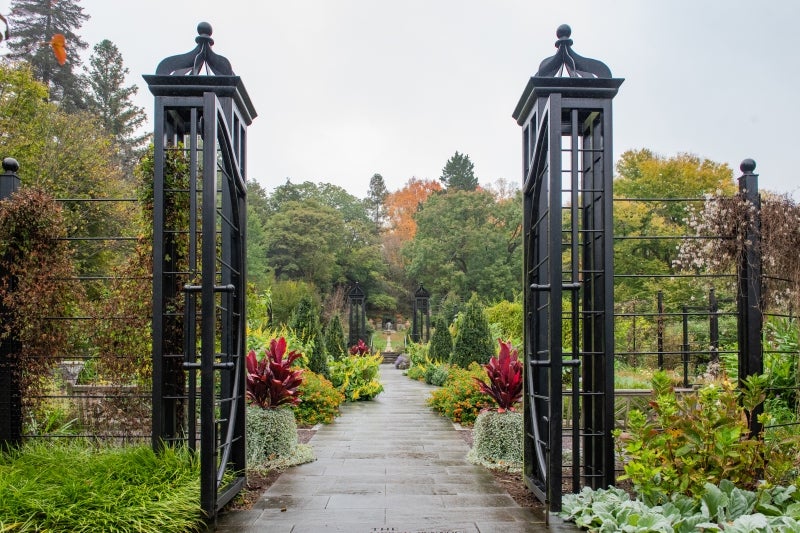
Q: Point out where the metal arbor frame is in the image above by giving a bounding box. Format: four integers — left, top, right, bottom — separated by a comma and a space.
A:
145, 22, 256, 519
348, 282, 367, 346
411, 284, 431, 343
512, 25, 623, 512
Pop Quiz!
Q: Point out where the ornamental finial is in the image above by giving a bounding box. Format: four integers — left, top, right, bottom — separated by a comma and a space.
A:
155, 22, 234, 76
534, 24, 612, 78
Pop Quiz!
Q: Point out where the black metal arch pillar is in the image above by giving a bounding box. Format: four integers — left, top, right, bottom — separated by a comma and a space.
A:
513, 24, 623, 512
145, 22, 256, 520
348, 282, 367, 346
411, 284, 431, 343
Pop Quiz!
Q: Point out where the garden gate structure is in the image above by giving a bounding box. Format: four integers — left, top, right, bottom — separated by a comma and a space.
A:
411, 284, 431, 343
348, 282, 368, 346
145, 23, 256, 519
513, 25, 623, 512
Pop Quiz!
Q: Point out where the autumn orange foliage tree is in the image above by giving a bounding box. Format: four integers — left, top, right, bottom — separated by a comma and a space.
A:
382, 178, 442, 281
384, 177, 442, 241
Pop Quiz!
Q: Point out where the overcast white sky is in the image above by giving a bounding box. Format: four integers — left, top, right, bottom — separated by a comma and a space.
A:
77, 0, 800, 198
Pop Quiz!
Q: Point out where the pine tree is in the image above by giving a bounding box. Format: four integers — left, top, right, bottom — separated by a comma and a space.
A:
440, 151, 478, 191
85, 39, 148, 177
450, 294, 493, 368
365, 173, 388, 230
324, 314, 347, 361
290, 296, 330, 379
8, 0, 89, 111
428, 316, 453, 363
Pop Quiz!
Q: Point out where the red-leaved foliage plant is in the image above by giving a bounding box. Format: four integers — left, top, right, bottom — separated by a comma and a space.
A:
245, 337, 304, 408
474, 339, 523, 412
349, 339, 370, 355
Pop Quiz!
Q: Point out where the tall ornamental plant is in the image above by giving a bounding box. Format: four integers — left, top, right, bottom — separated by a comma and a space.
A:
468, 339, 523, 471
245, 337, 313, 468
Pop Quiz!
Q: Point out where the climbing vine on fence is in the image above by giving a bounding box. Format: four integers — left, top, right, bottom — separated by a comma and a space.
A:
0, 188, 83, 405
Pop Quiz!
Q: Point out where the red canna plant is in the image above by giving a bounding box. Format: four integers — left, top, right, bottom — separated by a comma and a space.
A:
474, 339, 523, 412
245, 337, 304, 409
349, 339, 370, 356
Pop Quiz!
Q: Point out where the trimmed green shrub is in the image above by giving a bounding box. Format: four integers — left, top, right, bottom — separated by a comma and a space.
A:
450, 294, 494, 368
485, 299, 523, 346
330, 354, 384, 401
429, 316, 453, 362
245, 405, 298, 464
468, 410, 523, 472
290, 295, 330, 379
292, 370, 345, 425
324, 314, 347, 361
428, 363, 491, 426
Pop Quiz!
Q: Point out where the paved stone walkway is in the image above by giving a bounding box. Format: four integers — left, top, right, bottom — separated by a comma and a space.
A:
215, 366, 553, 532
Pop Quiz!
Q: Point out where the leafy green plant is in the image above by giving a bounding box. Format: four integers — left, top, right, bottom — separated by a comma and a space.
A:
474, 339, 522, 412
245, 337, 304, 409
424, 362, 450, 386
329, 353, 384, 401
616, 372, 769, 505
560, 482, 800, 533
406, 341, 429, 366
468, 410, 522, 472
406, 363, 427, 381
428, 362, 491, 426
0, 441, 204, 532
450, 294, 494, 368
292, 370, 344, 426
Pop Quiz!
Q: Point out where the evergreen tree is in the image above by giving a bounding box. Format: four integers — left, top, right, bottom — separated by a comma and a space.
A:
324, 314, 347, 361
428, 316, 453, 363
8, 0, 89, 111
365, 173, 388, 230
440, 151, 478, 191
450, 294, 493, 368
290, 295, 330, 379
85, 39, 148, 177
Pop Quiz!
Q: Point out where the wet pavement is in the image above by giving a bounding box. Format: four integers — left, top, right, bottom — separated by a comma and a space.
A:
214, 366, 554, 532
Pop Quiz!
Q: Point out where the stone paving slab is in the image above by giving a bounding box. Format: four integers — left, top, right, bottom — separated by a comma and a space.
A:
215, 366, 558, 532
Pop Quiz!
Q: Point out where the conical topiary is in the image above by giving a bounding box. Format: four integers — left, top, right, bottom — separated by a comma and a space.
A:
450, 294, 494, 368
429, 315, 453, 363
324, 314, 347, 361
290, 295, 330, 379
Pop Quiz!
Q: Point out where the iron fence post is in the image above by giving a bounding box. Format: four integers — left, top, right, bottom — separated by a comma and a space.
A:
0, 158, 21, 449
736, 158, 763, 435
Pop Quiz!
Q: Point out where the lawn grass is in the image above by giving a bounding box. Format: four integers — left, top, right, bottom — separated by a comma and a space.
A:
0, 441, 204, 532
